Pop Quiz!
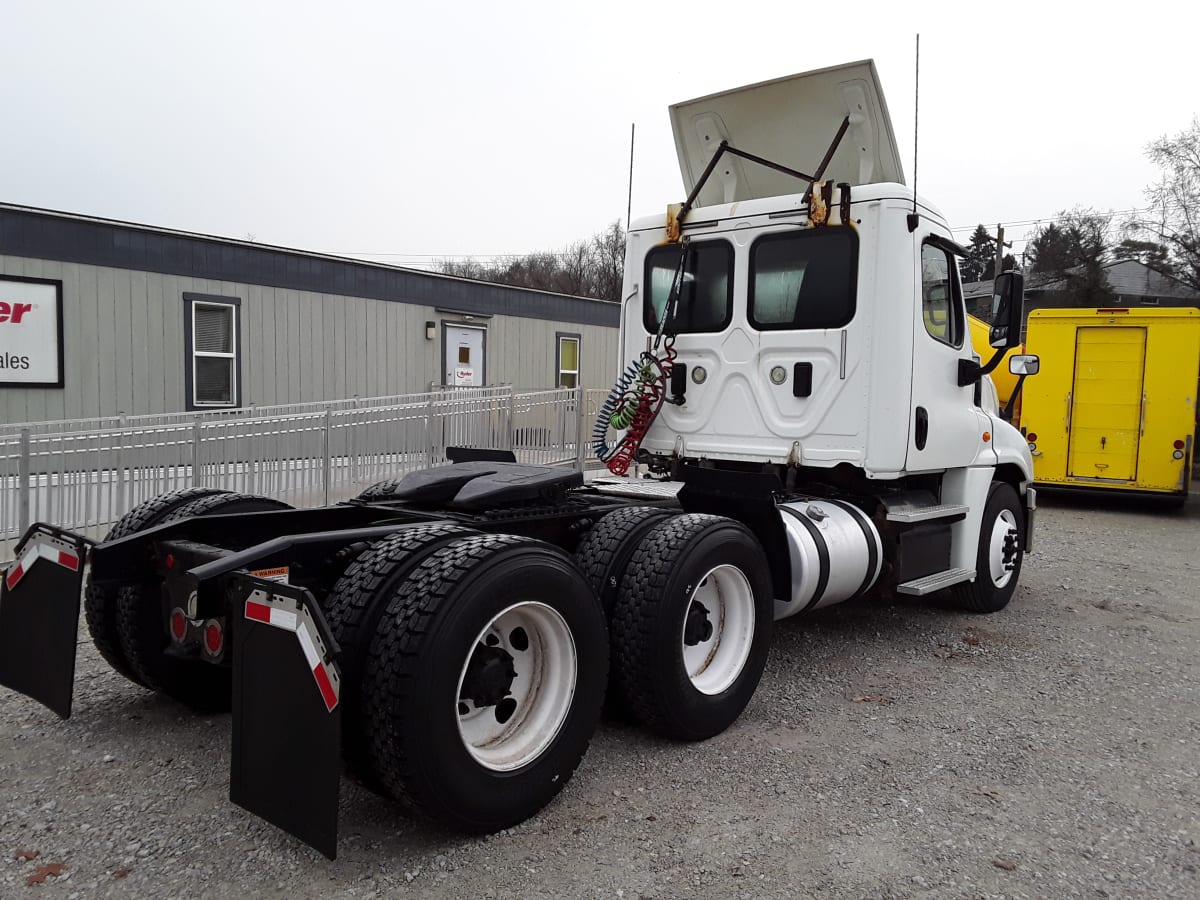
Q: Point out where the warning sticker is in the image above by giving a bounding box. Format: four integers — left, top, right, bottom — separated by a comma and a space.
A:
250, 566, 290, 585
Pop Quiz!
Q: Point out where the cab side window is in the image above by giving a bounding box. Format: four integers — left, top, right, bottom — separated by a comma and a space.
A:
920, 243, 964, 347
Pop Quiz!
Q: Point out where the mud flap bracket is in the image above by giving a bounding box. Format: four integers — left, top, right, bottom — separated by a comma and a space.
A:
229, 575, 342, 859
0, 524, 90, 719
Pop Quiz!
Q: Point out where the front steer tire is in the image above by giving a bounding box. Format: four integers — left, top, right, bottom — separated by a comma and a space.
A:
954, 482, 1025, 614
361, 533, 608, 833
611, 514, 773, 742
114, 492, 292, 711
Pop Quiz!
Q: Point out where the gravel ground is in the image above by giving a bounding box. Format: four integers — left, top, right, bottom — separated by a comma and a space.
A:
2, 493, 1198, 899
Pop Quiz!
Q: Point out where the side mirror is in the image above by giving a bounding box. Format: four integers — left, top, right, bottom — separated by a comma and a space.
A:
1008, 353, 1040, 376
1000, 352, 1039, 421
988, 272, 1025, 349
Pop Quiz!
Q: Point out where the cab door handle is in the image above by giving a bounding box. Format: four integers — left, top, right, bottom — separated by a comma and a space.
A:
914, 406, 928, 450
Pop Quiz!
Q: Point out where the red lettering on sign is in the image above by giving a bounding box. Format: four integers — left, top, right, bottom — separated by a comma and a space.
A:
0, 302, 33, 324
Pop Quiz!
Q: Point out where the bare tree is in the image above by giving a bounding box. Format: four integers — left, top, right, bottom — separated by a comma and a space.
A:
436, 221, 626, 302
590, 221, 627, 302
559, 240, 592, 297
1126, 117, 1200, 290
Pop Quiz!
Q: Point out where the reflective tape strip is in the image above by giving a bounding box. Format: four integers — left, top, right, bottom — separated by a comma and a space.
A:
4, 562, 26, 592
244, 600, 296, 632
243, 596, 339, 713
245, 600, 273, 624
5, 542, 81, 592
295, 622, 320, 669
5, 548, 41, 591
312, 663, 338, 713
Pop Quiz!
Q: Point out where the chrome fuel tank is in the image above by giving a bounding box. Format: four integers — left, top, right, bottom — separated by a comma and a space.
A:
775, 499, 882, 620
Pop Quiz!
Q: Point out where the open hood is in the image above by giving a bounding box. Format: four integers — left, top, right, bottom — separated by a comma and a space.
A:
669, 59, 905, 207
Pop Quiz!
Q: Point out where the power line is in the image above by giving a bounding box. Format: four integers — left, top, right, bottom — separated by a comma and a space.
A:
949, 201, 1189, 234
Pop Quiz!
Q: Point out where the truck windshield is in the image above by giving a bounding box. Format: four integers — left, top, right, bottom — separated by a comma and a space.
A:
749, 229, 857, 330
643, 241, 733, 334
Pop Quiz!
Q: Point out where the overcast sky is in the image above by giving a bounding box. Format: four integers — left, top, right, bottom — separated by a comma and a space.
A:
2, 1, 1197, 268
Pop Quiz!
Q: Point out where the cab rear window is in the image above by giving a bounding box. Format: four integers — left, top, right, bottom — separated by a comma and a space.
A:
643, 241, 733, 334
749, 229, 857, 330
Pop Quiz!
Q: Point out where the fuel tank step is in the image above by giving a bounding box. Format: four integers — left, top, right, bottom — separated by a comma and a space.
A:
895, 567, 974, 596
884, 502, 969, 523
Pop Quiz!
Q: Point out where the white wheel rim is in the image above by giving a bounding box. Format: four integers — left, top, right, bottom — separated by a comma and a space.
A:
987, 509, 1020, 588
455, 601, 577, 772
680, 565, 756, 696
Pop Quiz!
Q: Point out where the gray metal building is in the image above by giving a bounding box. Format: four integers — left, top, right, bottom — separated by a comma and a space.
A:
0, 204, 620, 424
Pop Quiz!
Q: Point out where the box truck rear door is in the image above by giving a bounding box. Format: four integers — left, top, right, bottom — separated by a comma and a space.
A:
1067, 327, 1146, 481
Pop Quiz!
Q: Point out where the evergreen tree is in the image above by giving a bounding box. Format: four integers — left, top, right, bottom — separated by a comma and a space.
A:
961, 224, 993, 283
1025, 209, 1114, 307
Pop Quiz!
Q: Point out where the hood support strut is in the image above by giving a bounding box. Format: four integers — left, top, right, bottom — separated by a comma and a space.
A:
667, 116, 850, 242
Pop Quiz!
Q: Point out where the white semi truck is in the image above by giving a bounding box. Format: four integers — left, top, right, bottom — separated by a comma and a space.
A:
0, 60, 1036, 858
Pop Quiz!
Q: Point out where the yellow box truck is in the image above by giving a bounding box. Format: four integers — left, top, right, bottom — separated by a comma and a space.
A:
1018, 307, 1199, 500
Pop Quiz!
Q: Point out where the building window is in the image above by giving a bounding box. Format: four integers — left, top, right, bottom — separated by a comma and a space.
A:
556, 334, 580, 388
184, 293, 241, 409
1141, 296, 1160, 306
920, 242, 965, 348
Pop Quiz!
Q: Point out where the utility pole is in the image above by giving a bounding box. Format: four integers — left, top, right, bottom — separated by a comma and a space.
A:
987, 224, 1012, 277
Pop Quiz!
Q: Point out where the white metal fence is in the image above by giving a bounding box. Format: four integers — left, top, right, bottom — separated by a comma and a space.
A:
1, 385, 611, 554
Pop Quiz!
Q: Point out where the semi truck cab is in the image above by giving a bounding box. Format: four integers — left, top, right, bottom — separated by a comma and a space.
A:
600, 60, 1037, 607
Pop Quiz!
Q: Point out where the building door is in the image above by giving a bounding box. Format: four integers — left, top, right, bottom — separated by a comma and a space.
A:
1067, 327, 1146, 481
443, 324, 485, 386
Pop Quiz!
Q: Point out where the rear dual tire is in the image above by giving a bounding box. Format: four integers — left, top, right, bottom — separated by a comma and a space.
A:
116, 492, 293, 711
360, 534, 608, 832
84, 487, 233, 688
321, 523, 475, 791
610, 514, 774, 741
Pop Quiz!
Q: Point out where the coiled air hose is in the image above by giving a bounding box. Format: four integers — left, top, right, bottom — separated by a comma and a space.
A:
594, 339, 676, 476
595, 240, 689, 476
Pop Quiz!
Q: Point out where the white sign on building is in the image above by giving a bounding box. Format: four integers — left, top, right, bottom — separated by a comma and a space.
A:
0, 276, 63, 388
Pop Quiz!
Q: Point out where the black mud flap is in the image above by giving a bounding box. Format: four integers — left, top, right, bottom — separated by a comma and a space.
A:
229, 576, 342, 859
0, 525, 91, 719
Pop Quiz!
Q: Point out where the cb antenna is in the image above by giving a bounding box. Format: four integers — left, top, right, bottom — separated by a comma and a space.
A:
626, 123, 636, 231
907, 34, 921, 232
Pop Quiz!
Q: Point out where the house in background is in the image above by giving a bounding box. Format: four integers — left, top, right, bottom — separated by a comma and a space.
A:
963, 259, 1200, 333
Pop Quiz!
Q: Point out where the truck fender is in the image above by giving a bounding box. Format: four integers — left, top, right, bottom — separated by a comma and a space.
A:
988, 421, 1035, 486
940, 467, 995, 573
